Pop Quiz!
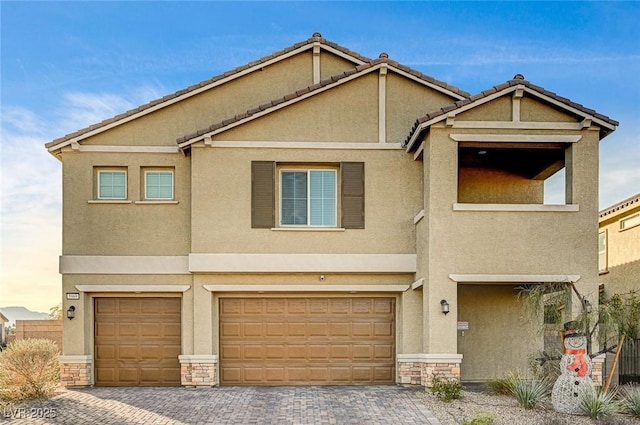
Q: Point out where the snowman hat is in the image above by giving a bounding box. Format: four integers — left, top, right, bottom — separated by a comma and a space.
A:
563, 321, 585, 338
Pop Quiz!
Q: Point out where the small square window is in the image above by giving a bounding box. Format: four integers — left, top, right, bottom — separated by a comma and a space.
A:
145, 171, 174, 200
98, 170, 127, 199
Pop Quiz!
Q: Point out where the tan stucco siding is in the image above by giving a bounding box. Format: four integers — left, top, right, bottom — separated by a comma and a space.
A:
457, 96, 512, 121
214, 74, 379, 142
81, 53, 315, 147
385, 73, 458, 144
458, 168, 544, 204
61, 151, 191, 255
320, 53, 361, 80
599, 203, 640, 295
521, 95, 578, 122
458, 284, 542, 381
190, 147, 421, 254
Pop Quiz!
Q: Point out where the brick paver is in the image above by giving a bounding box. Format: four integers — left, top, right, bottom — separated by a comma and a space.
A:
2, 386, 441, 425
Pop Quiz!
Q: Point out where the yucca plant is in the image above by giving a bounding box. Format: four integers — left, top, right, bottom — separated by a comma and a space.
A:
619, 385, 640, 418
513, 379, 551, 409
579, 388, 622, 419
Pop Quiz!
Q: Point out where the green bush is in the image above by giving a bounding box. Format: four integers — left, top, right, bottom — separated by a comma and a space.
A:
0, 339, 60, 400
619, 385, 640, 418
429, 375, 463, 402
513, 379, 551, 409
579, 388, 622, 419
485, 370, 524, 396
462, 412, 495, 425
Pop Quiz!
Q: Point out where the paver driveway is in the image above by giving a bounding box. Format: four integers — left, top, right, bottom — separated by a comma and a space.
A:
3, 386, 442, 425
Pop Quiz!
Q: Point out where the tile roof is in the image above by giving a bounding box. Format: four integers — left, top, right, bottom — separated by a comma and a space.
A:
177, 55, 470, 146
599, 193, 640, 219
403, 74, 619, 151
47, 33, 469, 151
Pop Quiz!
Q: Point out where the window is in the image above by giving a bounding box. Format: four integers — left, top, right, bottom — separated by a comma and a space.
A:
620, 213, 640, 230
98, 170, 126, 199
598, 231, 607, 272
281, 170, 336, 226
145, 170, 174, 200
251, 161, 364, 229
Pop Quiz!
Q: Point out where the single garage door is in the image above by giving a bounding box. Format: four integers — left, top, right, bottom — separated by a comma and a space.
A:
94, 297, 181, 386
219, 297, 395, 385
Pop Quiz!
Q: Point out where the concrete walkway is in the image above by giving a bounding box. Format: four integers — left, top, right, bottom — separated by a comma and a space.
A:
3, 386, 442, 425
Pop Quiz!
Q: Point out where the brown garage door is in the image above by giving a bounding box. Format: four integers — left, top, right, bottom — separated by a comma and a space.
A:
95, 297, 181, 386
219, 297, 395, 385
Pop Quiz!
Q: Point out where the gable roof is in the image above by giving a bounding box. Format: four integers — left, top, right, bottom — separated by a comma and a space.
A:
177, 55, 469, 148
45, 33, 375, 153
599, 193, 640, 220
403, 74, 619, 152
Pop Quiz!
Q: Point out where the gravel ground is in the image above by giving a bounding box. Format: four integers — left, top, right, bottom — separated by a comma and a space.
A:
418, 386, 639, 425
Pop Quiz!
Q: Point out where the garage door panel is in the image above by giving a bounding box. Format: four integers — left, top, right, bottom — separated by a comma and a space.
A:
331, 322, 350, 336
265, 322, 285, 337
287, 322, 306, 336
243, 322, 263, 337
243, 345, 264, 359
221, 322, 241, 337
95, 297, 181, 386
352, 322, 372, 336
374, 322, 393, 337
219, 297, 395, 385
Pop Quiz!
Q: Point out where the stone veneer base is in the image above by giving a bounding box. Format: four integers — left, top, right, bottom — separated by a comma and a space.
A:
591, 354, 605, 386
397, 354, 463, 387
59, 355, 93, 388
179, 355, 219, 387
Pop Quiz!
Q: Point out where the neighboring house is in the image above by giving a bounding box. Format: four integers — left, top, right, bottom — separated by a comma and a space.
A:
45, 33, 618, 388
599, 194, 640, 384
0, 312, 8, 345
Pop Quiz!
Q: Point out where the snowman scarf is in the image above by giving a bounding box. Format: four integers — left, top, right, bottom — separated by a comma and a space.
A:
566, 348, 588, 377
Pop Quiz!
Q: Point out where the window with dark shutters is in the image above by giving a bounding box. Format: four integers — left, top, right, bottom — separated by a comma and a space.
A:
251, 161, 275, 228
341, 162, 365, 229
251, 161, 365, 229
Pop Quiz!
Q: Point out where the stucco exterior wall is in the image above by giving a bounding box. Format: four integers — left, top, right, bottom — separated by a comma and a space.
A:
458, 168, 544, 204
190, 147, 422, 254
457, 285, 541, 381
60, 151, 191, 255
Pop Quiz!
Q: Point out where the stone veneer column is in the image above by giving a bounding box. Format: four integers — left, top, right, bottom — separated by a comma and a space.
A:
178, 355, 218, 387
59, 355, 93, 387
591, 354, 605, 386
397, 354, 463, 387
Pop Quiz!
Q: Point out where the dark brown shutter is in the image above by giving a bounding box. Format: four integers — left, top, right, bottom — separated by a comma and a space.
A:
251, 161, 275, 228
341, 162, 365, 229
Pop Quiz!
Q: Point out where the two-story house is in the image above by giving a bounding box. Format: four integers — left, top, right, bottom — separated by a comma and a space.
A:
599, 194, 640, 385
46, 34, 617, 387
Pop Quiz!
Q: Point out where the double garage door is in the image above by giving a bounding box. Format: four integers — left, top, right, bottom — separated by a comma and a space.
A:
95, 296, 395, 386
220, 297, 396, 385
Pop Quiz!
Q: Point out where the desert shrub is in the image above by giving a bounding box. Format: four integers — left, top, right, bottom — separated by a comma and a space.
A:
462, 412, 495, 425
513, 379, 551, 409
0, 338, 60, 400
429, 375, 463, 402
485, 370, 524, 395
579, 388, 621, 419
619, 385, 640, 418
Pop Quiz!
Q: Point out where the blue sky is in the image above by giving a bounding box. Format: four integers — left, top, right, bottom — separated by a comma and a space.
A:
1, 1, 639, 312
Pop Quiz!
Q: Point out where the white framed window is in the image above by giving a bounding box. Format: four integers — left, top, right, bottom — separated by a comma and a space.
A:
620, 213, 640, 230
144, 170, 174, 200
98, 170, 127, 199
280, 169, 336, 226
598, 231, 607, 272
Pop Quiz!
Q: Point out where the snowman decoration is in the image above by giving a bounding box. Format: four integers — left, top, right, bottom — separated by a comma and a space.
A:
551, 321, 595, 414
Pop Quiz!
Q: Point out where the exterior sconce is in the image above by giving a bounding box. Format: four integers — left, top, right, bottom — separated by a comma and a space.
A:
67, 306, 76, 320
440, 299, 450, 315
